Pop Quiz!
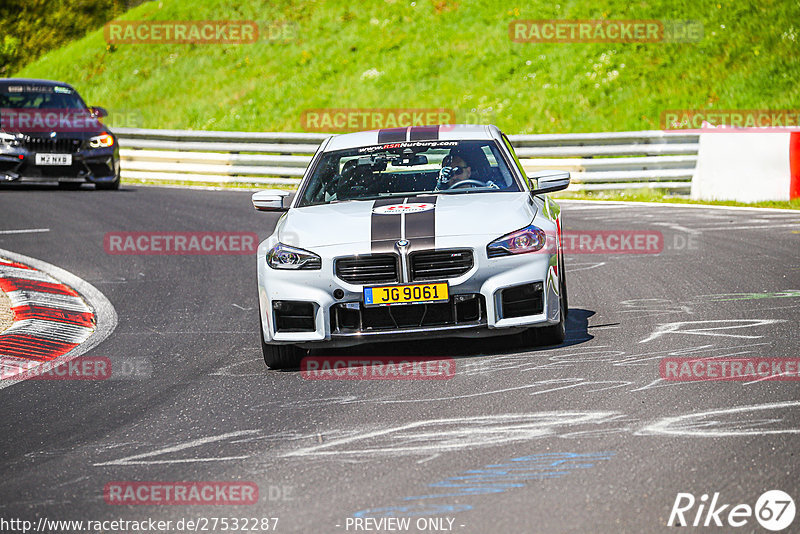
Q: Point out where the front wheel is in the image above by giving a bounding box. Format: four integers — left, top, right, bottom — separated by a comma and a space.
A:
534, 306, 566, 346
559, 249, 568, 320
260, 321, 306, 369
537, 259, 568, 346
518, 266, 568, 348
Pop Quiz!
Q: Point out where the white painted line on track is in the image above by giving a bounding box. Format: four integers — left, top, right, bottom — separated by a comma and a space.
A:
560, 199, 800, 214
0, 249, 118, 391
0, 228, 50, 235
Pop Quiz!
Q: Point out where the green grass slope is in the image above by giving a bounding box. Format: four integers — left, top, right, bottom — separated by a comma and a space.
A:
14, 0, 800, 133
1, 0, 137, 76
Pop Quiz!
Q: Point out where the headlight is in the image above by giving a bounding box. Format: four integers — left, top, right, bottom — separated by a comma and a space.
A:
0, 133, 18, 148
487, 224, 547, 258
266, 243, 321, 270
88, 132, 114, 148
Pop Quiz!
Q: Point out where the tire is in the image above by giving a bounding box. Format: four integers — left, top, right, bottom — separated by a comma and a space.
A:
517, 257, 568, 348
559, 248, 568, 320
58, 182, 82, 190
260, 321, 305, 369
95, 178, 120, 190
536, 258, 568, 346
535, 304, 566, 346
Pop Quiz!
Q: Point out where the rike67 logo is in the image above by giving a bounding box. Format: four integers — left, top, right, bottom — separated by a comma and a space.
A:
669, 490, 795, 531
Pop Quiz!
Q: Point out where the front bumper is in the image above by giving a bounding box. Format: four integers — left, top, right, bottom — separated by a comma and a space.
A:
0, 146, 119, 184
257, 237, 561, 348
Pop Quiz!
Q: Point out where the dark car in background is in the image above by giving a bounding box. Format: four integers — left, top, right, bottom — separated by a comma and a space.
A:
0, 78, 120, 190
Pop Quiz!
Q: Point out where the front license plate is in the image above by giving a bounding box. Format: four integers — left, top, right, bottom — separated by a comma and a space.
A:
364, 282, 449, 306
35, 153, 72, 166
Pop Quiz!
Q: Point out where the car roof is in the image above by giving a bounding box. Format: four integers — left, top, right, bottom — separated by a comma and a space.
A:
0, 78, 76, 89
324, 124, 502, 152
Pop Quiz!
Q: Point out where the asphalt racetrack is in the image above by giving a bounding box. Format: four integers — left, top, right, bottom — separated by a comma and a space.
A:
0, 184, 799, 533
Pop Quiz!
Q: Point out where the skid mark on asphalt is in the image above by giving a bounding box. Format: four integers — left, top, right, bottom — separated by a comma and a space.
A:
637, 400, 800, 437
458, 342, 771, 372
620, 298, 695, 317
92, 430, 320, 467
369, 379, 633, 405
698, 290, 800, 302
283, 413, 624, 458
640, 319, 785, 343
88, 401, 800, 467
294, 402, 800, 459
239, 342, 786, 410
93, 430, 261, 466
617, 292, 800, 319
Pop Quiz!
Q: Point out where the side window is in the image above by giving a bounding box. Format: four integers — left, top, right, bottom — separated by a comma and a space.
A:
501, 134, 531, 189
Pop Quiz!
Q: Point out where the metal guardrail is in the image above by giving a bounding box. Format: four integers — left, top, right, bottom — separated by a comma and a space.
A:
115, 128, 698, 191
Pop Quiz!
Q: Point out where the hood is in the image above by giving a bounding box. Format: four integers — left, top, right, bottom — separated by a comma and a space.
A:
278, 192, 536, 251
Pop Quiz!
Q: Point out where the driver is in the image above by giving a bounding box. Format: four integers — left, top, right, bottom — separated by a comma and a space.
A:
437, 149, 499, 190
438, 151, 475, 189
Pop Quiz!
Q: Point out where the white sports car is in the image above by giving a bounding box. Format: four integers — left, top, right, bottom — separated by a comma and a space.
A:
253, 125, 570, 368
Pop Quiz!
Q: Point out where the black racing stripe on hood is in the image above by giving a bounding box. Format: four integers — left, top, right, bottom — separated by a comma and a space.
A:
371, 198, 402, 253
409, 125, 440, 141
405, 196, 437, 252
377, 127, 408, 143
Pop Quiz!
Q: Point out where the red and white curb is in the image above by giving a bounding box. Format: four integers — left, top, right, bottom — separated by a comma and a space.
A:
0, 249, 117, 388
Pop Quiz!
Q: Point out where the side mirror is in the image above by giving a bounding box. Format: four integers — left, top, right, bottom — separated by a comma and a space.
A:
253, 190, 290, 212
529, 170, 570, 195
90, 106, 109, 118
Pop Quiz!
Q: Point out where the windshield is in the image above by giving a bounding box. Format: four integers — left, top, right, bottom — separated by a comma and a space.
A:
298, 139, 521, 207
0, 84, 87, 110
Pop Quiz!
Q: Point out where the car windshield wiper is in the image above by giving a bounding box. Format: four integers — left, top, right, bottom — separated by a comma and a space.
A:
435, 186, 499, 194
354, 191, 438, 202
310, 188, 497, 206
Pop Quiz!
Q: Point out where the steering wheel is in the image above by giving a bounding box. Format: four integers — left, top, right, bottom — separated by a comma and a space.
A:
448, 179, 487, 189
